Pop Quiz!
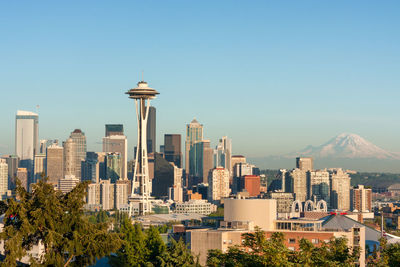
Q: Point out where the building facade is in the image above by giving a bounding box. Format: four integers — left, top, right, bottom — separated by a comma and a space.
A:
350, 185, 372, 212
15, 110, 39, 162
46, 145, 64, 186
147, 106, 156, 154
0, 159, 8, 198
330, 168, 351, 211
285, 169, 307, 202
69, 129, 87, 180
185, 118, 203, 175
208, 168, 230, 202
103, 131, 128, 180
296, 157, 313, 171
164, 134, 182, 168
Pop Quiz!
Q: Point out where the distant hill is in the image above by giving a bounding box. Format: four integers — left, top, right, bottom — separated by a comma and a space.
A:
248, 133, 400, 173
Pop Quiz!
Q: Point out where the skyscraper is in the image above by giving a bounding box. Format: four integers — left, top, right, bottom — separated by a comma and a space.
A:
33, 154, 46, 183
164, 134, 182, 168
296, 157, 313, 171
0, 159, 8, 198
15, 110, 39, 161
185, 118, 203, 175
105, 152, 122, 182
126, 80, 159, 216
285, 168, 307, 202
350, 185, 372, 213
189, 140, 213, 185
208, 168, 230, 202
69, 129, 87, 180
81, 152, 106, 183
1, 155, 19, 190
16, 167, 28, 191
330, 168, 351, 211
103, 133, 128, 180
307, 170, 330, 205
214, 136, 232, 175
46, 144, 64, 186
63, 138, 76, 178
147, 106, 156, 153
105, 124, 124, 137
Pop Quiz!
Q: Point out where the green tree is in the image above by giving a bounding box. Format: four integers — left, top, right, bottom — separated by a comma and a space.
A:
145, 226, 167, 266
109, 219, 148, 266
0, 179, 122, 267
163, 238, 198, 267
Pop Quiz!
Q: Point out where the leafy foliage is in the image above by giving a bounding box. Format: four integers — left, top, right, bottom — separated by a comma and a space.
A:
109, 218, 198, 266
207, 227, 360, 267
0, 178, 122, 267
367, 237, 400, 266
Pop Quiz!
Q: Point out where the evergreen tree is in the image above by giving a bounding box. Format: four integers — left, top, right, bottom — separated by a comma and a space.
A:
164, 238, 198, 267
145, 226, 167, 266
0, 179, 122, 267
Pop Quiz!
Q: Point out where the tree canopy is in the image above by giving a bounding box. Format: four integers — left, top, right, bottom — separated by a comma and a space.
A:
0, 179, 122, 267
207, 228, 360, 267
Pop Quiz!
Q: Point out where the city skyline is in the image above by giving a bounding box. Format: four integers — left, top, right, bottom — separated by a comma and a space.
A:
1, 1, 399, 161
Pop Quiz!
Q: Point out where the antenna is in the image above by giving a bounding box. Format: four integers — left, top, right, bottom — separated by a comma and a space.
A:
36, 105, 40, 114
142, 70, 144, 82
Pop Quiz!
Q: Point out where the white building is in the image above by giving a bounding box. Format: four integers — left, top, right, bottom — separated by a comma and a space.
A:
208, 168, 230, 202
15, 110, 39, 161
175, 200, 217, 215
59, 175, 79, 194
0, 159, 8, 198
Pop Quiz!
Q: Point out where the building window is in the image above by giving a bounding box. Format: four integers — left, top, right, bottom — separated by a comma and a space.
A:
288, 247, 295, 251
288, 238, 296, 244
312, 239, 319, 244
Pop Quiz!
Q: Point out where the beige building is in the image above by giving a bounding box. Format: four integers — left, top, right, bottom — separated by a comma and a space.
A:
115, 180, 129, 209
175, 199, 216, 215
0, 159, 8, 198
33, 154, 46, 183
100, 179, 115, 210
59, 175, 80, 194
208, 168, 230, 202
351, 185, 372, 212
46, 145, 64, 186
296, 157, 313, 171
169, 164, 183, 202
69, 129, 87, 180
330, 168, 351, 211
63, 138, 76, 178
87, 183, 101, 205
189, 197, 365, 266
286, 168, 307, 202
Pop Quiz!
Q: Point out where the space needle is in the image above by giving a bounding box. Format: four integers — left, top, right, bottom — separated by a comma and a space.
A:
126, 79, 159, 216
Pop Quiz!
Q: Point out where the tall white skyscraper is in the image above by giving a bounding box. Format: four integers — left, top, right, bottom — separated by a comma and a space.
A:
214, 136, 232, 174
15, 110, 39, 161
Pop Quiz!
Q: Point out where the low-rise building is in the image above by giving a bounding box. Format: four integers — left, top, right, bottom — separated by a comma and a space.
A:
175, 200, 216, 215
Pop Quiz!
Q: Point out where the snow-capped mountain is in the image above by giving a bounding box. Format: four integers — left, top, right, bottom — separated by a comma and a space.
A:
296, 133, 400, 160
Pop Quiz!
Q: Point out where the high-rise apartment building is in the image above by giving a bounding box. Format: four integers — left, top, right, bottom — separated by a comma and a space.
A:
285, 168, 307, 202
147, 106, 156, 153
214, 136, 232, 175
105, 124, 124, 137
1, 155, 19, 190
63, 138, 76, 178
103, 133, 128, 180
185, 118, 203, 174
15, 110, 39, 161
69, 129, 86, 180
164, 134, 182, 168
307, 170, 330, 205
105, 152, 122, 182
296, 157, 313, 171
100, 179, 115, 210
208, 168, 230, 202
350, 185, 372, 213
46, 145, 64, 186
330, 168, 351, 211
0, 159, 8, 198
33, 154, 46, 183
115, 180, 129, 209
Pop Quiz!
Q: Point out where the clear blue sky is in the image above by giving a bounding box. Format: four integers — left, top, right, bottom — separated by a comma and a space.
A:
1, 0, 399, 158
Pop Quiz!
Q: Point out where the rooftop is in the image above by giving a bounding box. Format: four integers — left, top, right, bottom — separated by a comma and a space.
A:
16, 110, 38, 116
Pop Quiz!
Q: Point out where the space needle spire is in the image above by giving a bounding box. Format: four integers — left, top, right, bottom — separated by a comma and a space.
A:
126, 79, 159, 216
